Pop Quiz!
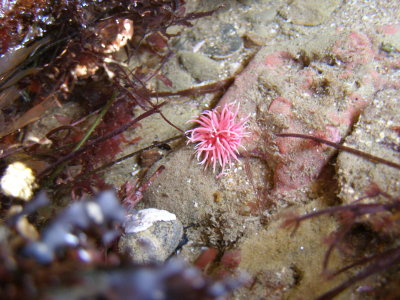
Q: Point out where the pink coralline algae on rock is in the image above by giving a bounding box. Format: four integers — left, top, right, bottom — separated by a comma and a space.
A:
186, 103, 249, 176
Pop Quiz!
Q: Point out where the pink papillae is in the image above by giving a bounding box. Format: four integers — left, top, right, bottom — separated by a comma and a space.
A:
186, 103, 249, 176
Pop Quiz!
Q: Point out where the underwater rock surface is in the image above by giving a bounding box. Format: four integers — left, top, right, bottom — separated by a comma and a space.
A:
119, 208, 184, 264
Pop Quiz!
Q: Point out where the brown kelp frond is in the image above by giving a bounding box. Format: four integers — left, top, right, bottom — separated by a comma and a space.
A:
150, 77, 234, 98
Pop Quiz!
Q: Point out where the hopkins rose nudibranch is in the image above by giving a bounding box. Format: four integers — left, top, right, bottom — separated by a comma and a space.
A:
186, 102, 250, 177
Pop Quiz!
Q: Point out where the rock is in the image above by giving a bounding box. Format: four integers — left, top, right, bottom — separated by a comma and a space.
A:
238, 200, 345, 299
140, 147, 219, 225
245, 8, 277, 24
279, 0, 341, 26
155, 58, 194, 92
377, 24, 400, 53
179, 51, 222, 82
336, 89, 400, 204
244, 8, 280, 45
238, 0, 273, 4
202, 23, 243, 59
119, 208, 184, 264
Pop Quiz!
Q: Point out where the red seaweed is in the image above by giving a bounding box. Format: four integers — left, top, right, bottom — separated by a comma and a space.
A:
279, 133, 400, 299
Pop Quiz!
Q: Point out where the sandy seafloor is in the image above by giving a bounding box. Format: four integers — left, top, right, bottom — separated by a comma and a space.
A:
89, 1, 399, 299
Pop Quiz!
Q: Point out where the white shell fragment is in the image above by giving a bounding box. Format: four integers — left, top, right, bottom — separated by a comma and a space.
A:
123, 208, 177, 234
